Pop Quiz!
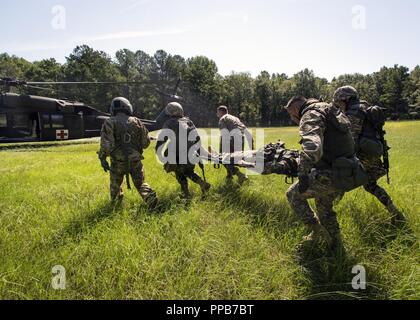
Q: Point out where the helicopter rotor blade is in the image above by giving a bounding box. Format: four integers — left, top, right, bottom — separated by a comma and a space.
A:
27, 81, 155, 85
2, 78, 185, 102
29, 81, 185, 100
24, 84, 57, 92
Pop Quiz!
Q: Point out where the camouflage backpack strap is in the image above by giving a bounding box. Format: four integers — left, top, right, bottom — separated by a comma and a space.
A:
114, 119, 134, 190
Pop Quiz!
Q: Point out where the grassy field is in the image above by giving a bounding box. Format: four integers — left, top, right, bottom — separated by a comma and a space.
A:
0, 122, 419, 300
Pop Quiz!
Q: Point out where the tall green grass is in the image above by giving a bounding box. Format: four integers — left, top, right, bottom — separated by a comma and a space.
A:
0, 122, 418, 300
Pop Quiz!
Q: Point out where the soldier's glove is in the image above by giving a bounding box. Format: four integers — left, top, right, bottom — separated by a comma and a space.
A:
100, 158, 110, 173
298, 174, 310, 194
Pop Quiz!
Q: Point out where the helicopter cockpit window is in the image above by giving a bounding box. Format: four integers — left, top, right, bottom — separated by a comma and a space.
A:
42, 114, 51, 129
51, 115, 64, 129
12, 114, 30, 129
0, 114, 7, 128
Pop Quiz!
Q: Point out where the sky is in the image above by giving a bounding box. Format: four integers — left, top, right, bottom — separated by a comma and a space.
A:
0, 0, 419, 80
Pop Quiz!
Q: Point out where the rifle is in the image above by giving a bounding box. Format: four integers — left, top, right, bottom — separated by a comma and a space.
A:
380, 129, 391, 184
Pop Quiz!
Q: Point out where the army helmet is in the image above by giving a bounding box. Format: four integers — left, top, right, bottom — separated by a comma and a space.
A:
110, 97, 133, 116
165, 102, 184, 117
333, 86, 359, 104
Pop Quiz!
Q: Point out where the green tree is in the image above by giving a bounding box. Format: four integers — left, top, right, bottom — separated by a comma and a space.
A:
255, 71, 273, 126
62, 45, 123, 110
24, 58, 62, 82
330, 73, 379, 103
408, 66, 420, 106
3, 46, 418, 125
271, 74, 293, 126
185, 56, 219, 99
221, 72, 257, 125
374, 65, 410, 114
291, 69, 318, 98
0, 53, 32, 79
115, 49, 138, 82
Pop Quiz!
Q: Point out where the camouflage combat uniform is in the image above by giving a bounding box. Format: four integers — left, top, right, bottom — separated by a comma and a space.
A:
156, 116, 210, 198
286, 99, 361, 249
219, 114, 249, 184
346, 101, 403, 220
99, 113, 157, 205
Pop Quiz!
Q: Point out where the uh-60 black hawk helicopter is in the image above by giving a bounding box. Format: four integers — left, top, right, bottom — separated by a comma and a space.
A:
0, 78, 181, 143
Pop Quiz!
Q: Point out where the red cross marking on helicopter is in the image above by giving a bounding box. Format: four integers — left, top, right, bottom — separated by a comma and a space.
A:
56, 130, 69, 140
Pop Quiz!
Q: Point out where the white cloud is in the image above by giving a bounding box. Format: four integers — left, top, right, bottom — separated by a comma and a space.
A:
217, 11, 250, 24
119, 0, 153, 13
5, 28, 188, 53
84, 28, 188, 42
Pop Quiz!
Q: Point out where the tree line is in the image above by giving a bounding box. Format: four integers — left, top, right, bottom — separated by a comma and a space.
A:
1, 45, 419, 127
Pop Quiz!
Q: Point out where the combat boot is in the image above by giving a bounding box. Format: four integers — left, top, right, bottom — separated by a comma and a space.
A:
387, 203, 406, 226
111, 194, 124, 205
180, 183, 192, 199
199, 180, 211, 196
322, 213, 343, 252
237, 172, 249, 186
225, 175, 234, 185
329, 233, 344, 253
144, 192, 159, 211
301, 222, 333, 248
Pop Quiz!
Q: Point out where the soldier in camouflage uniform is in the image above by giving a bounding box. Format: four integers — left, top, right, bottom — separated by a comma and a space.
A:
217, 106, 253, 185
156, 102, 211, 199
98, 97, 158, 208
284, 96, 368, 251
333, 86, 405, 225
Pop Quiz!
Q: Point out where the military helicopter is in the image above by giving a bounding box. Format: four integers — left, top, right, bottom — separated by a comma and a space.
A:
0, 78, 181, 143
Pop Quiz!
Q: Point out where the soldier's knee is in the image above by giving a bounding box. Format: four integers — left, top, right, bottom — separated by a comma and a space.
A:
364, 182, 378, 193
190, 173, 202, 183
176, 174, 188, 184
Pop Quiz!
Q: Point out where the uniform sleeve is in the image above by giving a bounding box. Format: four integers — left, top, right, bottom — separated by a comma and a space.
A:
137, 119, 151, 150
244, 128, 254, 148
237, 118, 247, 132
99, 119, 114, 158
298, 110, 326, 174
155, 121, 170, 153
219, 118, 227, 130
218, 118, 227, 152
